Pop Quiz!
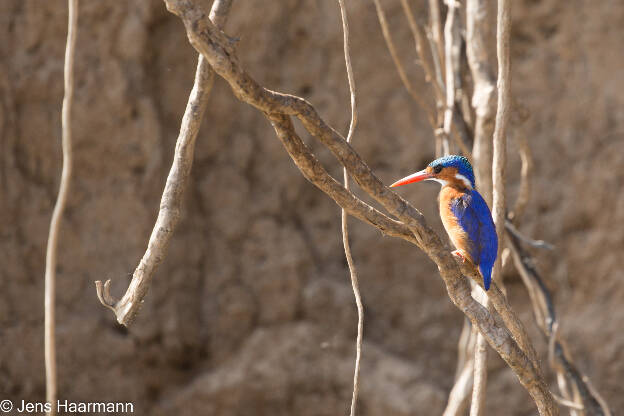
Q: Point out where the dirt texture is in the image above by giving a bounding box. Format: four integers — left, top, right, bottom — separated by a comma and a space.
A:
1, 0, 622, 415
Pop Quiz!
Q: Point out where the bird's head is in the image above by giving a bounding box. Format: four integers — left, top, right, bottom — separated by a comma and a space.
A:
390, 155, 475, 189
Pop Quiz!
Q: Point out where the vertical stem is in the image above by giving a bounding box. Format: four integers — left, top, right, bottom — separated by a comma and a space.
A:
469, 294, 489, 416
338, 1, 361, 415
492, 0, 510, 275
442, 0, 460, 155
466, 0, 496, 204
373, 0, 437, 128
45, 0, 77, 413
472, 1, 512, 413
429, 0, 445, 70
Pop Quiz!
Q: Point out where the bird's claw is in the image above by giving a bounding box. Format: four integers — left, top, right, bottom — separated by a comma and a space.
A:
452, 250, 466, 263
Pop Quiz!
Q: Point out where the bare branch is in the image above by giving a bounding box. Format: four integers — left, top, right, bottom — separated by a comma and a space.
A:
465, 0, 497, 411
582, 376, 612, 416
45, 1, 77, 413
428, 0, 445, 71
372, 0, 437, 128
400, 0, 444, 104
469, 1, 513, 413
442, 0, 462, 156
508, 231, 610, 416
163, 2, 557, 413
267, 114, 419, 245
492, 0, 511, 246
95, 0, 233, 326
454, 318, 476, 380
425, 27, 446, 104
505, 220, 554, 250
444, 350, 475, 416
466, 0, 496, 203
446, 311, 477, 416
469, 287, 489, 416
337, 1, 362, 415
552, 391, 585, 411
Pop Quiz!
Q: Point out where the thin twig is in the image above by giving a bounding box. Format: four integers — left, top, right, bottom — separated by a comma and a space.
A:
552, 394, 585, 411
44, 1, 77, 413
509, 131, 533, 222
428, 0, 445, 71
425, 27, 446, 103
95, 0, 233, 326
442, 0, 461, 156
337, 1, 362, 415
400, 0, 444, 104
505, 220, 554, 250
164, 3, 557, 413
582, 376, 612, 416
372, 0, 437, 128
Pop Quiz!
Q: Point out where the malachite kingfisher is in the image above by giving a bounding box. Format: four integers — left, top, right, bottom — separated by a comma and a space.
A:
390, 155, 498, 290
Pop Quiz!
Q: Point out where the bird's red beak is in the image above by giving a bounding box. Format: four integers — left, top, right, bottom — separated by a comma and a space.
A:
390, 169, 432, 187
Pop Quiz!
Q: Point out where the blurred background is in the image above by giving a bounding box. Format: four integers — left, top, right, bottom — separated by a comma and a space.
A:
0, 0, 622, 414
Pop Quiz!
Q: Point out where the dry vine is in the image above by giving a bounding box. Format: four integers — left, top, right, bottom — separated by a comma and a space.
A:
372, 0, 437, 128
89, 1, 612, 414
336, 1, 362, 415
370, 1, 608, 415
95, 0, 233, 326
158, 1, 556, 414
507, 225, 611, 416
44, 1, 77, 414
471, 0, 513, 414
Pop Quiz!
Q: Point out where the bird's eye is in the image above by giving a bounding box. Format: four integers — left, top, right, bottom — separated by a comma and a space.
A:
433, 165, 443, 174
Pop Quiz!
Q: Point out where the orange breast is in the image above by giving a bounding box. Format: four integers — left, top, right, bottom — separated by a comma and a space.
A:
439, 187, 475, 264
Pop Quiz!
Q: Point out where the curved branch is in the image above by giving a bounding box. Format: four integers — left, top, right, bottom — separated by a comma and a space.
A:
95, 0, 233, 326
163, 2, 557, 414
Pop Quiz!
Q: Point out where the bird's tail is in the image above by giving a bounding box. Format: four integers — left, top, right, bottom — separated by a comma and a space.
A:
479, 264, 492, 291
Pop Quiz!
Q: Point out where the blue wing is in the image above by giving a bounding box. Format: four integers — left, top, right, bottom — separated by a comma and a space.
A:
450, 190, 498, 290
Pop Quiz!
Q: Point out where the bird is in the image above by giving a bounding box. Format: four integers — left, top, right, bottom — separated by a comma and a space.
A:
390, 155, 498, 290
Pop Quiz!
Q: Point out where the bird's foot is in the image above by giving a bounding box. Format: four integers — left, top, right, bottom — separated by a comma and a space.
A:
452, 250, 466, 263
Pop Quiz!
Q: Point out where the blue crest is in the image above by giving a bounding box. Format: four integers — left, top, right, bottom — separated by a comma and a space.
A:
429, 155, 475, 188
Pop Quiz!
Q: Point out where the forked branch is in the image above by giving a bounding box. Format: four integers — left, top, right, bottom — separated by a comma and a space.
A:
507, 228, 610, 416
163, 1, 556, 414
95, 0, 233, 326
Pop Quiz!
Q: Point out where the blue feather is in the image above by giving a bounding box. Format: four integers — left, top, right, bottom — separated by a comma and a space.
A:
450, 189, 498, 290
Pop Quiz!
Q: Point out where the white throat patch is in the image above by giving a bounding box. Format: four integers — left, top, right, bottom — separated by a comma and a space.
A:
428, 177, 449, 187
455, 174, 473, 189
